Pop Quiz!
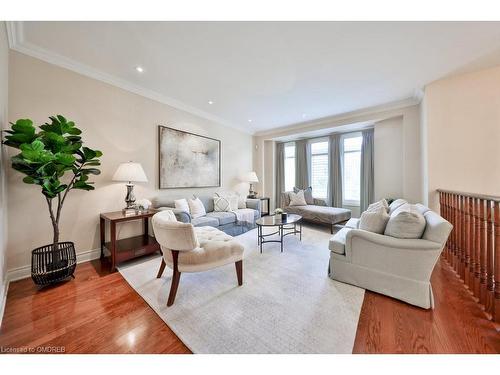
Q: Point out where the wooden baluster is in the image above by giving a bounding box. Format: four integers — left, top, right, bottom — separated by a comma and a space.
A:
460, 196, 465, 282
474, 198, 481, 299
453, 194, 459, 271
449, 193, 455, 268
444, 193, 450, 261
479, 199, 487, 306
494, 202, 500, 323
464, 196, 471, 288
459, 195, 465, 279
486, 200, 495, 318
469, 197, 477, 293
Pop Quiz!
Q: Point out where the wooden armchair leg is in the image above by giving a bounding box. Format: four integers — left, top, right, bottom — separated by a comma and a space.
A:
157, 258, 166, 278
235, 260, 243, 286
167, 250, 181, 307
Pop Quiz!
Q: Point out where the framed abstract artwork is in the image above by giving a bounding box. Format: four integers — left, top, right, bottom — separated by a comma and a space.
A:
158, 125, 221, 188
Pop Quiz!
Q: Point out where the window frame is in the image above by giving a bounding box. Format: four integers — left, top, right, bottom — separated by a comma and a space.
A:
340, 131, 363, 207
308, 137, 330, 199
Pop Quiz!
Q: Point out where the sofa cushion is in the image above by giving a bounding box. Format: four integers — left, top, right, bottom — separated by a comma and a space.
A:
191, 216, 219, 227
213, 196, 232, 212
359, 206, 390, 234
205, 211, 237, 226
388, 198, 407, 214
385, 203, 426, 239
329, 227, 352, 255
293, 186, 314, 205
285, 205, 351, 224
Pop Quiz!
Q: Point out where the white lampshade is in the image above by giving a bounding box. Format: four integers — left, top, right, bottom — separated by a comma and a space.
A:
245, 171, 259, 183
112, 162, 148, 183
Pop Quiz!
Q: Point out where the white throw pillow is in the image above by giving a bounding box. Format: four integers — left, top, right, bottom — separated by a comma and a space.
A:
359, 206, 390, 234
289, 190, 307, 206
174, 198, 190, 213
188, 197, 206, 219
367, 199, 389, 213
388, 198, 408, 214
213, 196, 231, 212
385, 203, 426, 239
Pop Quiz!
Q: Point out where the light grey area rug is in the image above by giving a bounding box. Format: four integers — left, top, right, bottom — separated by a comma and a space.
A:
118, 225, 365, 353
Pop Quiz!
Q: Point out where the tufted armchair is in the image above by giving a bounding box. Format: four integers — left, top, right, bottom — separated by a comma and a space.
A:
152, 210, 245, 306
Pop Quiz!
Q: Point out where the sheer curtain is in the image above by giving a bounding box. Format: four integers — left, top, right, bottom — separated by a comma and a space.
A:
295, 139, 310, 189
360, 128, 374, 213
275, 142, 285, 208
328, 134, 342, 207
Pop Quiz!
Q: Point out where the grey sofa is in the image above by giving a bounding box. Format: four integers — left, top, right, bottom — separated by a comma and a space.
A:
152, 196, 261, 236
328, 201, 452, 309
281, 192, 351, 233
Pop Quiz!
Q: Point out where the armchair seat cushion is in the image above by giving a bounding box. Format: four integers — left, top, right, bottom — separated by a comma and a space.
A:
205, 211, 237, 225
329, 227, 353, 255
191, 216, 219, 227
162, 226, 244, 272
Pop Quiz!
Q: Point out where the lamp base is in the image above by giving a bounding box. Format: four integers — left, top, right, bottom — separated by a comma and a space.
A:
124, 183, 136, 209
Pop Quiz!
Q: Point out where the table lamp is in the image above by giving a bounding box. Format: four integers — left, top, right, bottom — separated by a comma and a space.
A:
246, 171, 259, 198
112, 162, 148, 211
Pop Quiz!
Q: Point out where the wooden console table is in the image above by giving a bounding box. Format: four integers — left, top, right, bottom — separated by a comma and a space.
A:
100, 210, 160, 272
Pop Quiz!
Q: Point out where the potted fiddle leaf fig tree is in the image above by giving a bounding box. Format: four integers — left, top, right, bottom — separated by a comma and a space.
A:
3, 115, 103, 285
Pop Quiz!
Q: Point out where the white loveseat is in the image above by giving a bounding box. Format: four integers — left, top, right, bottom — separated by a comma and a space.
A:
328, 201, 452, 309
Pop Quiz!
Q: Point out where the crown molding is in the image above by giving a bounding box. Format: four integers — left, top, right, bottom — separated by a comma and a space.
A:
6, 21, 254, 135
254, 96, 421, 138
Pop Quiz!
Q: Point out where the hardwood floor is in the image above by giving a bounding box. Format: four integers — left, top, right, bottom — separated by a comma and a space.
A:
0, 256, 498, 354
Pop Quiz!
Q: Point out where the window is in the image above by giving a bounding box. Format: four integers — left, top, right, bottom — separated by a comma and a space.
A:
341, 133, 362, 206
284, 142, 295, 192
310, 139, 329, 199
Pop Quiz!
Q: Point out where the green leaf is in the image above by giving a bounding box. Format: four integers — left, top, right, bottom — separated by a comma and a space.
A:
23, 176, 35, 184
12, 119, 35, 136
55, 153, 76, 166
80, 168, 101, 175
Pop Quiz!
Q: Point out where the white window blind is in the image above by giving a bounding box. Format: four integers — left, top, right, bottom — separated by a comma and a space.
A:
284, 143, 295, 192
342, 133, 362, 206
310, 140, 329, 199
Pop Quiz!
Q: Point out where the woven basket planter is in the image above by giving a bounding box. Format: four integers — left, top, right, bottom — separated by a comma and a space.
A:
31, 241, 77, 285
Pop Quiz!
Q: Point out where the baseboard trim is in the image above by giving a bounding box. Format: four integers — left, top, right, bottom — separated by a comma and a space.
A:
6, 247, 102, 283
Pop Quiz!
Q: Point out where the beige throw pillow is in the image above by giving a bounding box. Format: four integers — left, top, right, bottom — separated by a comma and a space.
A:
174, 198, 190, 213
359, 206, 390, 234
289, 190, 307, 206
188, 197, 206, 219
385, 203, 426, 239
367, 199, 389, 213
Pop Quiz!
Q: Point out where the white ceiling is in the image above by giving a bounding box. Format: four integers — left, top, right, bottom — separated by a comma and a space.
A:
10, 21, 500, 134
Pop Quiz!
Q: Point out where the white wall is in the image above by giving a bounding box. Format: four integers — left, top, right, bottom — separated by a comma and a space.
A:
6, 51, 253, 278
374, 116, 404, 201
422, 64, 500, 211
0, 23, 9, 324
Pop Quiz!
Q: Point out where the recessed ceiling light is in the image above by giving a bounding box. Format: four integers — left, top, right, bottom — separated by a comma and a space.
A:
248, 119, 252, 123
208, 100, 214, 105
302, 113, 308, 118
135, 66, 144, 73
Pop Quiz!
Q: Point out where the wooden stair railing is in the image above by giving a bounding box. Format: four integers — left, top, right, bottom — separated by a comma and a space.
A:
438, 189, 500, 323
